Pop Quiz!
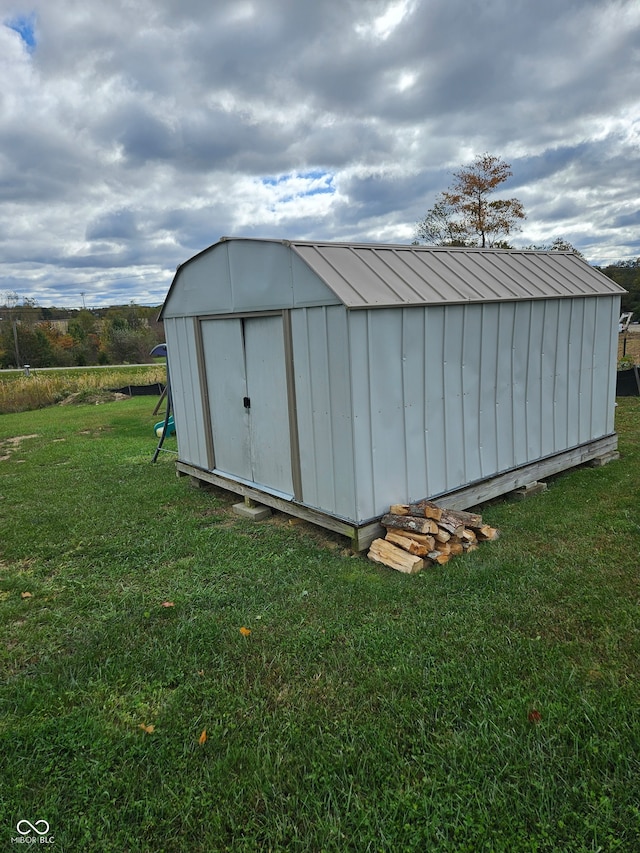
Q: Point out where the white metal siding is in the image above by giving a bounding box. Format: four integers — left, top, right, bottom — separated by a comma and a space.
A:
163, 244, 233, 318
348, 296, 619, 520
164, 317, 209, 469
201, 318, 251, 480
291, 306, 357, 520
162, 240, 340, 319
226, 241, 294, 313
243, 316, 294, 495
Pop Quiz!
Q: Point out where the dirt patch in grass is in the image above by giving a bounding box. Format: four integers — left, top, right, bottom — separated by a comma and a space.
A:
1, 434, 40, 446
59, 391, 130, 406
618, 330, 640, 364
0, 434, 40, 461
77, 426, 114, 437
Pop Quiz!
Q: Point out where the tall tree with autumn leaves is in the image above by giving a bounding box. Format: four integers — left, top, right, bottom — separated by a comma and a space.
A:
416, 153, 526, 248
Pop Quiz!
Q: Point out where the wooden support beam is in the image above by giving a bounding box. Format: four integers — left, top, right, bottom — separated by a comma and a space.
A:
176, 433, 617, 552
513, 481, 547, 500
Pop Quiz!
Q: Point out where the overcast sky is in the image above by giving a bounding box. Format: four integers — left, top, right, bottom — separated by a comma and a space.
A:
1, 0, 639, 308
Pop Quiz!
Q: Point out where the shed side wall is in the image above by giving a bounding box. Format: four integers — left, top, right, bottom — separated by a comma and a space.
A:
349, 295, 620, 520
290, 306, 357, 520
164, 317, 209, 469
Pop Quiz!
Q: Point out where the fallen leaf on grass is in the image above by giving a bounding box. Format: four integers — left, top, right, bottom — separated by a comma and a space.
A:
239, 626, 251, 637
161, 601, 175, 608
139, 724, 155, 734
198, 729, 207, 745
528, 709, 542, 724
20, 592, 33, 599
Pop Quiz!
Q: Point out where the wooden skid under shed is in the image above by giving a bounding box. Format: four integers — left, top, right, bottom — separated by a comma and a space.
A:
175, 433, 618, 551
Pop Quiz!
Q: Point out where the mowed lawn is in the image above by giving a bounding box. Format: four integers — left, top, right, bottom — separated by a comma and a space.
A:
0, 395, 639, 852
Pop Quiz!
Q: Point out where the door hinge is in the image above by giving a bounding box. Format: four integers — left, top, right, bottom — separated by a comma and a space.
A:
243, 396, 251, 409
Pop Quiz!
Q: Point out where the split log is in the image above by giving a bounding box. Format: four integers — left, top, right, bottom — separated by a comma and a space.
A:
435, 511, 465, 537
385, 530, 432, 556
415, 501, 443, 521
387, 529, 436, 548
439, 507, 484, 528
475, 524, 500, 541
389, 500, 443, 521
434, 528, 451, 544
368, 538, 424, 574
448, 541, 464, 556
381, 514, 439, 535
460, 528, 477, 544
384, 529, 435, 552
426, 551, 450, 565
389, 504, 411, 516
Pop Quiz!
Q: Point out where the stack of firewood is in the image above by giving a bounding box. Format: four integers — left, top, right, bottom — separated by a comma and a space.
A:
368, 501, 499, 574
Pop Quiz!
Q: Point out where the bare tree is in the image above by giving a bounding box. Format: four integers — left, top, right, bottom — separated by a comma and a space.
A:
414, 198, 471, 246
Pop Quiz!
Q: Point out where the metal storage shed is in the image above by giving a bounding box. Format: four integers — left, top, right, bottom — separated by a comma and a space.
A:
159, 238, 624, 549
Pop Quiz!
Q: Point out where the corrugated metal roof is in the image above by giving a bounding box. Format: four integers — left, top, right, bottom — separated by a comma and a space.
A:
287, 241, 625, 308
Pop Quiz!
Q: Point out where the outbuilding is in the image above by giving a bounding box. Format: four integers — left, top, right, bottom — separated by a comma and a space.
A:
159, 238, 624, 549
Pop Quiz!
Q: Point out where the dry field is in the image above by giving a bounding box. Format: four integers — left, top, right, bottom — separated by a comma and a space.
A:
618, 327, 640, 364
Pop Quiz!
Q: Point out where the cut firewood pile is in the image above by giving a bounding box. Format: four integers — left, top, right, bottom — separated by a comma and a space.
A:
368, 501, 499, 574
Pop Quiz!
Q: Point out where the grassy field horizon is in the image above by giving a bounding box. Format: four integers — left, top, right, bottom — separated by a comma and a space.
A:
0, 364, 167, 414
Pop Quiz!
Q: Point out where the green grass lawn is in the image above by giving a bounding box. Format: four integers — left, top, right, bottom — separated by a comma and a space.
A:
1, 396, 639, 851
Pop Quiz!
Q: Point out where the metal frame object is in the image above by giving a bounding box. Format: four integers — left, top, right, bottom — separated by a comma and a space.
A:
151, 343, 174, 463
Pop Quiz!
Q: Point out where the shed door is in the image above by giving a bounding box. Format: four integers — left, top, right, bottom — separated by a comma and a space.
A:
201, 316, 294, 497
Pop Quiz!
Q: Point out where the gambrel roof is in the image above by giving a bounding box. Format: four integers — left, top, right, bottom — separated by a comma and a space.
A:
286, 240, 625, 307
160, 238, 625, 319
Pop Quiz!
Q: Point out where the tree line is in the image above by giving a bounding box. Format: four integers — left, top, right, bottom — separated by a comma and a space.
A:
599, 260, 640, 317
0, 301, 165, 369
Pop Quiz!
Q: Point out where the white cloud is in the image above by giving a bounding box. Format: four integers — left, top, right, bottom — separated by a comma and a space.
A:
355, 0, 414, 41
0, 0, 638, 307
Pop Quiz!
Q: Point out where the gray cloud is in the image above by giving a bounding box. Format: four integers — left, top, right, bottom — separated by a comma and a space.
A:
86, 208, 140, 241
0, 0, 638, 307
